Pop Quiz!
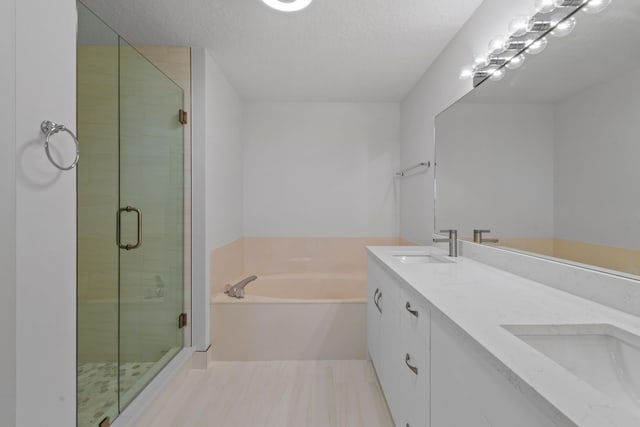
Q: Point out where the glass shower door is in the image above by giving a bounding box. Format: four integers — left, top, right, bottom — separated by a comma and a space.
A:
117, 38, 185, 410
77, 4, 120, 426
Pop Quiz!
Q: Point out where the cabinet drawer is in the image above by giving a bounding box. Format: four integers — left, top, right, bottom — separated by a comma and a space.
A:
400, 285, 430, 342
401, 342, 429, 427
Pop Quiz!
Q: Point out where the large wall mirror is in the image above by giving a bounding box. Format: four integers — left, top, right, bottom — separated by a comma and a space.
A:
435, 0, 640, 277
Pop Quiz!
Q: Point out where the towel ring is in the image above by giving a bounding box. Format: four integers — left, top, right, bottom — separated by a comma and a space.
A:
41, 120, 80, 171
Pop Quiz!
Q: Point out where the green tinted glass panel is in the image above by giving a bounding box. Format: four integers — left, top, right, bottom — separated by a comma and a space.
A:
77, 3, 120, 426
118, 38, 184, 410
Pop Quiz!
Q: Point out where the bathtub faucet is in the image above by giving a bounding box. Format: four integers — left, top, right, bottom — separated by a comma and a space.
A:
224, 275, 258, 299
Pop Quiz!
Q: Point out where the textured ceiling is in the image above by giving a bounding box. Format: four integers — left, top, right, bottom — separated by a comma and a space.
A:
80, 0, 483, 101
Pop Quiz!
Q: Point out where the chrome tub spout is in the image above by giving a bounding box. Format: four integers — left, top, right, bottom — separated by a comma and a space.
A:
224, 275, 258, 299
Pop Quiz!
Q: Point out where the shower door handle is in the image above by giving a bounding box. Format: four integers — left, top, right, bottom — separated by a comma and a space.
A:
117, 206, 142, 250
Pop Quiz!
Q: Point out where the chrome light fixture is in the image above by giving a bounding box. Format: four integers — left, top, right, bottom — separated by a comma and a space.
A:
261, 0, 313, 12
460, 0, 612, 87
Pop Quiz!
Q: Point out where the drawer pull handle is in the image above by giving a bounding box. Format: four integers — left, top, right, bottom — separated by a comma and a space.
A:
405, 301, 419, 318
374, 290, 382, 314
405, 353, 418, 375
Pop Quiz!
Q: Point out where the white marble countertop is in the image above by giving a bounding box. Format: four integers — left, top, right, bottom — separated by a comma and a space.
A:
367, 245, 640, 427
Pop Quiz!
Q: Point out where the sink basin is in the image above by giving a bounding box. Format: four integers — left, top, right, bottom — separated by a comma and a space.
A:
393, 254, 454, 264
504, 324, 640, 416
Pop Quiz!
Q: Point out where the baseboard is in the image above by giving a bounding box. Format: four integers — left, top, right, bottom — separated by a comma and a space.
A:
112, 347, 195, 427
192, 344, 213, 369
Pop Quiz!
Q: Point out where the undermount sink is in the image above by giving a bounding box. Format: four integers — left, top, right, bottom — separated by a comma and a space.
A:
504, 324, 640, 416
393, 254, 454, 264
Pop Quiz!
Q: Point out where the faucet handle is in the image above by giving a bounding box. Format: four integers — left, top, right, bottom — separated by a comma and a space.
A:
224, 284, 232, 294
439, 229, 458, 239
473, 229, 499, 244
434, 229, 458, 257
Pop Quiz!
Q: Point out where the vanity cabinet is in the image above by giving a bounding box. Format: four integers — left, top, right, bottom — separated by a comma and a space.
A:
367, 258, 430, 427
430, 310, 558, 427
368, 254, 559, 427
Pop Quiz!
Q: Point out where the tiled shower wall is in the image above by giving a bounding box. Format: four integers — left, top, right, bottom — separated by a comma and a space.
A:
77, 45, 119, 363
77, 46, 192, 363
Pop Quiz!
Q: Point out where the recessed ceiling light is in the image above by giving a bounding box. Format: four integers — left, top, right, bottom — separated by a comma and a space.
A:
261, 0, 313, 12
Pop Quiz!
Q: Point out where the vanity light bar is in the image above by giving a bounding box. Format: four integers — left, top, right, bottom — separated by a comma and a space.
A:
503, 39, 529, 51
528, 20, 552, 32
556, 0, 587, 6
460, 0, 611, 87
487, 57, 509, 67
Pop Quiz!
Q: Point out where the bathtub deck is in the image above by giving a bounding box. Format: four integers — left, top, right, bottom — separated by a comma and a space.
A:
134, 360, 394, 427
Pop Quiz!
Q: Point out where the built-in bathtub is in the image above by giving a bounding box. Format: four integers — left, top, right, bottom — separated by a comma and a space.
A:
210, 273, 367, 360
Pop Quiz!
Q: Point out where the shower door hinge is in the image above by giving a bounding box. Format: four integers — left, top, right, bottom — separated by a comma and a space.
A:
99, 417, 110, 427
178, 109, 188, 125
178, 312, 188, 329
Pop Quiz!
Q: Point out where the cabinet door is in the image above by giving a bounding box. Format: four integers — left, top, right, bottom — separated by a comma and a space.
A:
377, 266, 403, 422
368, 259, 402, 424
431, 311, 558, 427
367, 261, 382, 366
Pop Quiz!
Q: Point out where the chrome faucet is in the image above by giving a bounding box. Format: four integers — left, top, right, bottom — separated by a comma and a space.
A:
473, 229, 499, 244
224, 275, 258, 299
433, 229, 458, 257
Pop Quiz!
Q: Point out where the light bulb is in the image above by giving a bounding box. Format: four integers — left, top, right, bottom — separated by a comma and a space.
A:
459, 68, 474, 80
474, 55, 488, 67
535, 0, 556, 13
550, 14, 576, 37
504, 38, 528, 51
489, 68, 506, 81
261, 0, 313, 12
554, 0, 587, 6
488, 36, 507, 54
505, 54, 525, 70
526, 37, 548, 55
583, 0, 611, 14
509, 16, 530, 37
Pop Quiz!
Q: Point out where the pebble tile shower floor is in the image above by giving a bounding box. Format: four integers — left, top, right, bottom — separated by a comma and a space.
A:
77, 361, 154, 427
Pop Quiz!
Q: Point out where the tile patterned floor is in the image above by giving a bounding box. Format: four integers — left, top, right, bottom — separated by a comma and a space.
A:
134, 360, 394, 427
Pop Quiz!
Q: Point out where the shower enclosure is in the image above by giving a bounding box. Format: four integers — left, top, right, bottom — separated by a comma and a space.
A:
77, 3, 186, 426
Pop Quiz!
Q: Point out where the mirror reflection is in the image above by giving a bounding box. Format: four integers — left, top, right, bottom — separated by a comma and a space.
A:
435, 0, 640, 277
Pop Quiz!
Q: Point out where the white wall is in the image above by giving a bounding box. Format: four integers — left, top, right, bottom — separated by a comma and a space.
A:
243, 102, 400, 237
205, 51, 244, 249
554, 65, 640, 249
436, 103, 555, 238
11, 0, 77, 425
0, 0, 16, 424
400, 0, 533, 244
192, 48, 243, 351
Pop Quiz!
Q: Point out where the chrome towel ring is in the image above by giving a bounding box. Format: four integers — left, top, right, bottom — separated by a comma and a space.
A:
41, 120, 80, 171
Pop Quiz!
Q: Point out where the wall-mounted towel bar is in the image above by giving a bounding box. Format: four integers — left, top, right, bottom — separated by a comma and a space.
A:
395, 161, 430, 177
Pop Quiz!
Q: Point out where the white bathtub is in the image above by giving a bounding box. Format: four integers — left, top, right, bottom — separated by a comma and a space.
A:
210, 273, 367, 360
